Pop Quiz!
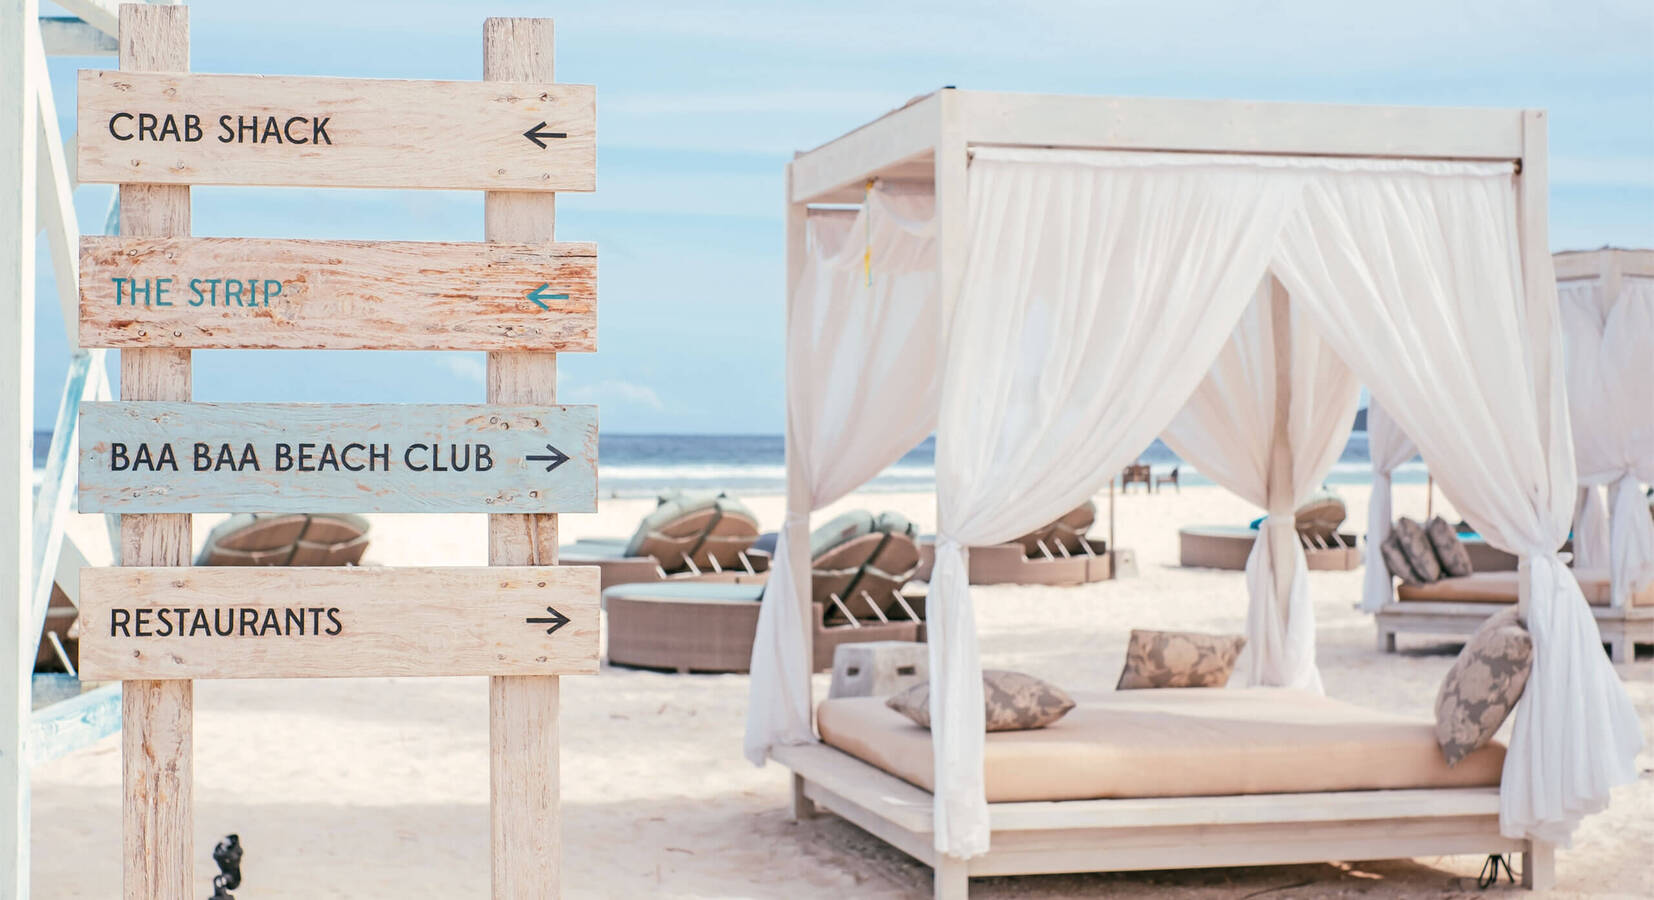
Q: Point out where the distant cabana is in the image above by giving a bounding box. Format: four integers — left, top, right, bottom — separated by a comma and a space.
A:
743, 89, 1640, 898
1368, 249, 1654, 659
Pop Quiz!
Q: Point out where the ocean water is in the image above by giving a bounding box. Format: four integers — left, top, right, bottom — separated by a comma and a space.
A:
35, 429, 1425, 498
587, 431, 1425, 498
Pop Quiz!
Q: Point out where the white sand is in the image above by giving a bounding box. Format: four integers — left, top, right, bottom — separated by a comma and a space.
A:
35, 484, 1654, 897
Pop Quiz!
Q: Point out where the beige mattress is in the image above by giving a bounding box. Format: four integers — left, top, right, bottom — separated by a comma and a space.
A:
817, 687, 1503, 804
1397, 568, 1654, 606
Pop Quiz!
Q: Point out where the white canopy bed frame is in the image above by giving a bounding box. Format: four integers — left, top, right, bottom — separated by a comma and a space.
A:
1371, 248, 1654, 661
757, 86, 1640, 900
754, 89, 1638, 899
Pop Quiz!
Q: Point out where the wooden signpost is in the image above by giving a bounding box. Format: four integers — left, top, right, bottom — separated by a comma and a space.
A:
73, 7, 595, 897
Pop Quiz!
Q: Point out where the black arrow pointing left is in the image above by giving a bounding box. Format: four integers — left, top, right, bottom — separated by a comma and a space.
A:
523, 121, 567, 149
526, 606, 571, 635
526, 444, 571, 473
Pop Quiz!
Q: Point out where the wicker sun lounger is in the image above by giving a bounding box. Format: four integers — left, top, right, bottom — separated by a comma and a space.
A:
605, 510, 926, 673
561, 490, 765, 588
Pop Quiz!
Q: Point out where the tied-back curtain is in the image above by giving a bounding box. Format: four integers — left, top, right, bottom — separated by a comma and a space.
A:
929, 148, 1297, 857
1270, 164, 1641, 845
744, 187, 941, 765
1561, 275, 1654, 605
1162, 280, 1361, 690
1362, 402, 1419, 611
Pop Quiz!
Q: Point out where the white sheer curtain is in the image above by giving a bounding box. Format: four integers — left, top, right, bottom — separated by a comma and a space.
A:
1271, 163, 1642, 845
1361, 401, 1419, 611
744, 187, 942, 765
1561, 275, 1654, 606
928, 148, 1298, 857
1162, 281, 1361, 690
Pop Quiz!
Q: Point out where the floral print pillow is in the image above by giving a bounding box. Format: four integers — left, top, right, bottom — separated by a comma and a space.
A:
1115, 629, 1246, 689
1426, 515, 1474, 577
1393, 517, 1444, 582
1435, 607, 1532, 766
886, 669, 1075, 732
1381, 533, 1424, 586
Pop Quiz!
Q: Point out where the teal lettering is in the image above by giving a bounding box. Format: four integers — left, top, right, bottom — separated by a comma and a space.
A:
224, 280, 243, 307
203, 278, 221, 306
189, 278, 206, 306
263, 280, 282, 306
155, 277, 172, 306
111, 277, 126, 305
130, 278, 151, 305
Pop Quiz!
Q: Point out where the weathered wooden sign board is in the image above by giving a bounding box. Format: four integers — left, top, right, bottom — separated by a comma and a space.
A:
79, 236, 597, 351
79, 401, 598, 513
78, 566, 599, 680
76, 70, 596, 191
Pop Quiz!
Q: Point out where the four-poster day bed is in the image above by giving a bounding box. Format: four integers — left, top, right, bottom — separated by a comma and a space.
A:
1368, 248, 1654, 660
742, 89, 1643, 899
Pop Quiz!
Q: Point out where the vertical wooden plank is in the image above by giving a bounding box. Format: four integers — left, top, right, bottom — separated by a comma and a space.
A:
117, 6, 194, 900
1, 1, 41, 893
484, 17, 561, 900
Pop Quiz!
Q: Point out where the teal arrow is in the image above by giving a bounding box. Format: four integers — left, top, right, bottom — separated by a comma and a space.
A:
526, 283, 570, 311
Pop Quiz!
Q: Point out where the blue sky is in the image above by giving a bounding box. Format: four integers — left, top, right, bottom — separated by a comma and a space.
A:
32, 0, 1654, 434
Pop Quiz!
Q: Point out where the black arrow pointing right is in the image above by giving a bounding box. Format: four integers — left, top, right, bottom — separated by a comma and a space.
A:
526, 606, 571, 635
523, 121, 567, 149
525, 444, 571, 473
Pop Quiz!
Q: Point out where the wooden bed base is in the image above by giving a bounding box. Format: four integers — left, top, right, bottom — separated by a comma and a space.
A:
1375, 600, 1653, 663
774, 741, 1553, 899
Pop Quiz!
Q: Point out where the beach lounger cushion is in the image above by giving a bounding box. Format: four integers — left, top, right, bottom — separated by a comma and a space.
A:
1008, 501, 1097, 557
1396, 568, 1654, 607
623, 490, 760, 572
1115, 629, 1246, 690
810, 511, 877, 559
1380, 533, 1425, 585
1435, 607, 1532, 766
818, 687, 1505, 803
195, 513, 370, 566
1293, 489, 1346, 540
1393, 517, 1444, 582
885, 670, 1075, 732
1048, 500, 1097, 554
1426, 515, 1474, 577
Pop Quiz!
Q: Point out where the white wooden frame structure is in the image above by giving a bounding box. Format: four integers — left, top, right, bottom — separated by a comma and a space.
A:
1375, 247, 1654, 662
3, 2, 150, 893
778, 89, 1556, 899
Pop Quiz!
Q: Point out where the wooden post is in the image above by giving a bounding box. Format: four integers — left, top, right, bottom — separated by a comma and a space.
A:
1, 0, 41, 893
117, 6, 194, 899
484, 18, 562, 899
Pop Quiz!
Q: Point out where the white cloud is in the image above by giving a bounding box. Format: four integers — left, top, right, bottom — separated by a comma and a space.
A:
440, 355, 486, 384
565, 379, 666, 412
